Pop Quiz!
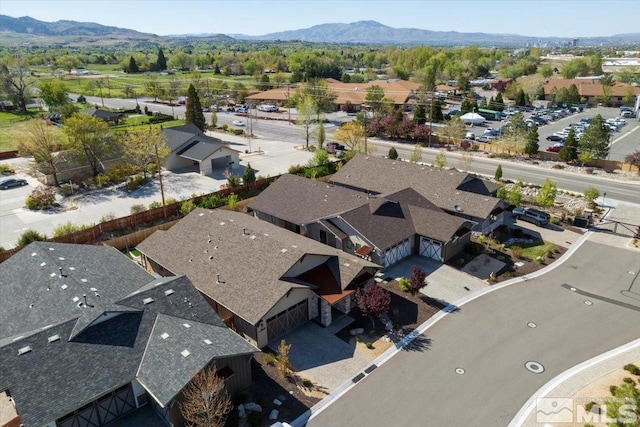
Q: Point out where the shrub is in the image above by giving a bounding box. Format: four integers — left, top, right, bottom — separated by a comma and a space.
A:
232, 129, 244, 135
130, 204, 146, 214
17, 229, 46, 246
228, 193, 239, 211
100, 212, 116, 223
609, 385, 618, 395
148, 201, 161, 209
276, 339, 292, 378
355, 336, 362, 342
510, 245, 524, 259
262, 353, 276, 366
398, 277, 410, 292
0, 164, 15, 175
513, 228, 524, 238
126, 175, 145, 190
146, 162, 157, 176
199, 194, 226, 209
25, 186, 57, 210
59, 183, 77, 197
94, 173, 110, 187
471, 144, 479, 151
546, 245, 556, 258
226, 173, 241, 188
52, 221, 93, 238
288, 164, 305, 175
552, 164, 565, 169
623, 377, 636, 385
365, 342, 374, 349
624, 363, 640, 375
585, 167, 594, 175
604, 166, 614, 174
179, 200, 196, 216
302, 379, 314, 388
584, 401, 596, 412
536, 256, 545, 264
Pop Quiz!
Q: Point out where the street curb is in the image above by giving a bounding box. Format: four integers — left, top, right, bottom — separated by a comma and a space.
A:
291, 228, 594, 427
508, 338, 640, 427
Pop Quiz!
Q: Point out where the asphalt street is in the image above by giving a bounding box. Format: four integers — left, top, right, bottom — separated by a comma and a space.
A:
306, 240, 640, 426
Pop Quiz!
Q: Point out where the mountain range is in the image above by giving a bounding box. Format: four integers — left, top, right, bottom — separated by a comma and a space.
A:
1, 15, 639, 47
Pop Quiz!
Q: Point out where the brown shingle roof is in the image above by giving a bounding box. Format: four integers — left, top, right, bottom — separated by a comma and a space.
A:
248, 174, 368, 224
542, 78, 640, 97
137, 209, 378, 325
329, 155, 501, 220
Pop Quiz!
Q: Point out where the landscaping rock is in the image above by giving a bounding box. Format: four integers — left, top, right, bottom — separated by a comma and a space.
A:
273, 398, 282, 406
237, 404, 245, 418
269, 409, 279, 420
244, 402, 262, 412
350, 328, 364, 336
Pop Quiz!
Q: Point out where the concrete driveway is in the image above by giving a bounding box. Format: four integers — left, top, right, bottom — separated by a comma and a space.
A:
384, 255, 488, 306
271, 322, 375, 394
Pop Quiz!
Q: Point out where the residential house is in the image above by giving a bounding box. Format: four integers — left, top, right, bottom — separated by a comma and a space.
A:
85, 108, 124, 124
246, 78, 422, 112
328, 155, 505, 234
162, 124, 241, 177
0, 242, 257, 427
542, 78, 640, 107
249, 174, 473, 267
137, 209, 380, 348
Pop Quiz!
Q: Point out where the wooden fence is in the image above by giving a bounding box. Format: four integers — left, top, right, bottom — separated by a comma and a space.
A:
0, 175, 278, 264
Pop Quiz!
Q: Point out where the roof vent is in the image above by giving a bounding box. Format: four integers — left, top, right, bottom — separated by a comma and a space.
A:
280, 248, 288, 253
40, 262, 46, 267
343, 263, 351, 267
454, 205, 463, 212
47, 334, 60, 343
49, 247, 55, 251
209, 255, 213, 260
164, 289, 175, 296
181, 349, 190, 357
219, 222, 225, 226
17, 346, 32, 355
250, 235, 256, 240
58, 257, 65, 261
182, 323, 191, 329
143, 297, 155, 305
69, 267, 75, 271
72, 296, 80, 303
204, 339, 213, 345
61, 284, 68, 290
31, 252, 37, 257
242, 227, 247, 235
161, 332, 170, 340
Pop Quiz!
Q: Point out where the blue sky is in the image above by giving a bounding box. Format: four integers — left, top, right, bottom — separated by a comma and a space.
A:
1, 0, 638, 38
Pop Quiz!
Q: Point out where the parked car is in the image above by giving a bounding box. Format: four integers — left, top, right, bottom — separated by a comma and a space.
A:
546, 143, 563, 153
621, 110, 636, 118
0, 177, 28, 190
512, 207, 550, 226
326, 142, 346, 154
231, 120, 245, 127
546, 134, 565, 142
236, 107, 248, 113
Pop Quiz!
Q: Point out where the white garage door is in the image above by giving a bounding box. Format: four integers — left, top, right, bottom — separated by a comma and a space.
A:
420, 237, 442, 261
383, 238, 412, 267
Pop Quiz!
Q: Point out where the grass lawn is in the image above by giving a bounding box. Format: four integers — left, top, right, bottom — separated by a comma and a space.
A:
124, 249, 141, 259
0, 111, 59, 152
519, 241, 556, 260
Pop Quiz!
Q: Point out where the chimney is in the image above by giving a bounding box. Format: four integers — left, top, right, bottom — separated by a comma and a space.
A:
58, 267, 67, 278
242, 227, 246, 235
216, 274, 220, 284
83, 294, 88, 305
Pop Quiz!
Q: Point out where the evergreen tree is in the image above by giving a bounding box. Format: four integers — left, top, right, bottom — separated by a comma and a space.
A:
214, 64, 221, 74
535, 85, 545, 100
128, 56, 139, 73
157, 48, 167, 71
559, 128, 578, 162
494, 92, 505, 111
524, 124, 539, 157
185, 84, 207, 131
516, 89, 526, 106
430, 100, 444, 123
243, 163, 256, 186
579, 114, 610, 159
388, 147, 398, 160
494, 164, 503, 180
413, 104, 426, 124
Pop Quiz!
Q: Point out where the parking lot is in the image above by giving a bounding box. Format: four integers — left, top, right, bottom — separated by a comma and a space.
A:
463, 106, 640, 162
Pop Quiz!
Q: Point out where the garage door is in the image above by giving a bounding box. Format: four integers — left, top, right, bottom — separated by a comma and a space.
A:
56, 384, 136, 427
266, 300, 308, 341
383, 238, 412, 267
420, 237, 442, 261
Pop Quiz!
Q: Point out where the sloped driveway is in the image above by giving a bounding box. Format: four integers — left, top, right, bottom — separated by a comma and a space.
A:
271, 322, 375, 394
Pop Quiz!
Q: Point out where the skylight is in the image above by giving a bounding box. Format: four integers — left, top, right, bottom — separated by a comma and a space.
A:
204, 339, 213, 345
182, 323, 191, 328
181, 349, 190, 357
164, 289, 175, 296
161, 332, 170, 340
47, 334, 60, 343
17, 346, 32, 355
143, 297, 155, 305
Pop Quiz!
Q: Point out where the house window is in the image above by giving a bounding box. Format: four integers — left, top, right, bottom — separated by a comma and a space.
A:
346, 240, 353, 250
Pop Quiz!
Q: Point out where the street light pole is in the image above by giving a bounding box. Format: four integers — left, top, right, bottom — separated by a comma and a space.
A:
155, 142, 167, 219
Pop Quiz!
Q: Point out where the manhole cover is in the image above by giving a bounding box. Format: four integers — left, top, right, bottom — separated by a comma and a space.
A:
455, 368, 465, 375
527, 322, 537, 328
525, 361, 545, 374
584, 300, 593, 306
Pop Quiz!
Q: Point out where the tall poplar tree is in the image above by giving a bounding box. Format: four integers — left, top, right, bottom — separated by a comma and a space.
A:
185, 84, 207, 131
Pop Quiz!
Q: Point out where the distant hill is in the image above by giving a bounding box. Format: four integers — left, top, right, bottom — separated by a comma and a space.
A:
228, 20, 640, 46
0, 15, 160, 45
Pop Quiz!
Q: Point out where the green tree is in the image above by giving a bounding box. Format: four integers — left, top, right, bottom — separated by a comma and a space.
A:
63, 113, 116, 176
583, 187, 600, 208
317, 121, 326, 150
413, 103, 426, 124
120, 127, 169, 180
536, 178, 557, 208
17, 120, 64, 186
54, 55, 81, 73
515, 89, 526, 106
334, 121, 367, 154
310, 149, 330, 166
524, 124, 540, 157
292, 78, 336, 121
296, 95, 317, 150
539, 64, 553, 78
17, 229, 46, 247
624, 150, 640, 174
388, 146, 398, 160
429, 99, 444, 123
434, 150, 447, 169
145, 74, 164, 102
579, 114, 609, 159
494, 92, 505, 111
559, 128, 579, 162
494, 164, 503, 180
38, 80, 68, 112
1, 60, 34, 113
156, 48, 167, 71
365, 85, 392, 117
440, 116, 466, 145
409, 144, 422, 163
242, 162, 256, 186
185, 84, 207, 131
128, 56, 139, 73
507, 181, 523, 206
605, 380, 640, 426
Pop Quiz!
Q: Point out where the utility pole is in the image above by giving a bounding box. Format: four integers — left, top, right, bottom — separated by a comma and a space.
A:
155, 142, 167, 219
428, 93, 435, 147
287, 85, 291, 124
